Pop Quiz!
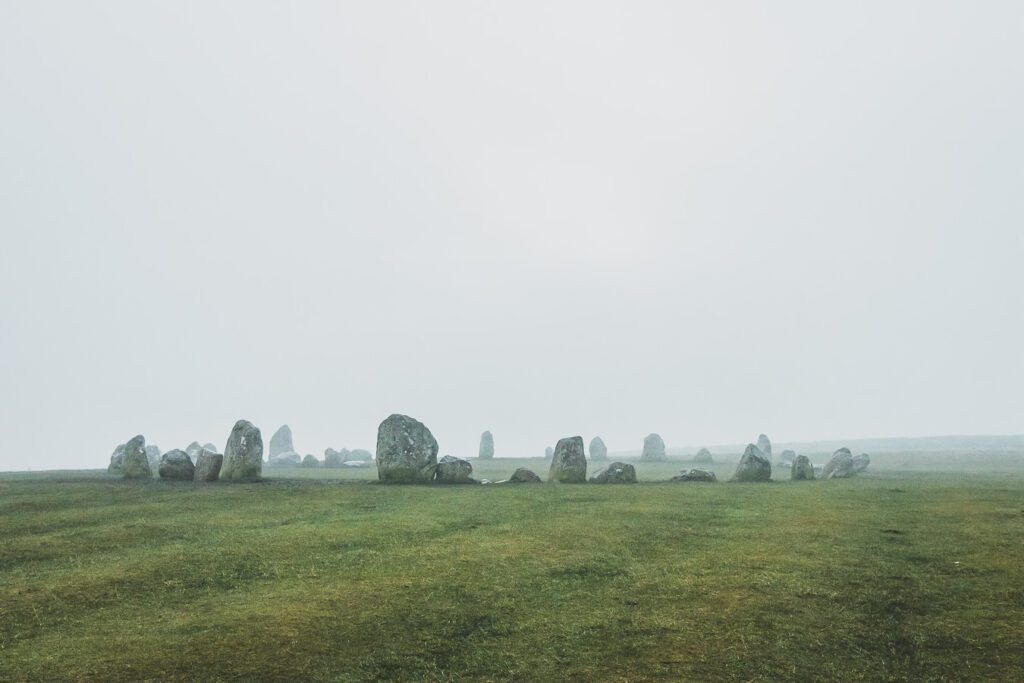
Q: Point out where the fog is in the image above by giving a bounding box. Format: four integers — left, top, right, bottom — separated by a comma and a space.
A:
1, 2, 1022, 470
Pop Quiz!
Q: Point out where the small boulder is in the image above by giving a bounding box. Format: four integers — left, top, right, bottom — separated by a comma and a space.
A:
852, 453, 871, 473
269, 425, 294, 461
641, 433, 666, 461
731, 444, 772, 482
507, 467, 542, 483
589, 461, 636, 484
300, 454, 320, 468
478, 431, 495, 459
222, 420, 263, 482
756, 434, 773, 460
122, 435, 152, 479
107, 443, 126, 474
791, 455, 815, 481
589, 436, 608, 462
435, 455, 476, 484
821, 448, 855, 479
548, 436, 587, 483
159, 450, 195, 481
693, 448, 713, 464
376, 414, 439, 483
194, 449, 223, 482
672, 468, 717, 482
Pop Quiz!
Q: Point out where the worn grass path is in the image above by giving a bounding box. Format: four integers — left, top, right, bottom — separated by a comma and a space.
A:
1, 458, 1022, 681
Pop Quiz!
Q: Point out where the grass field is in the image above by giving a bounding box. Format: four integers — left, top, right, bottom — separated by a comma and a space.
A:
2, 453, 1023, 681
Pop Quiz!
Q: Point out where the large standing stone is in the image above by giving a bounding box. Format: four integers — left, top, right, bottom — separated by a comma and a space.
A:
159, 450, 195, 481
693, 448, 713, 464
548, 436, 587, 483
672, 468, 717, 482
852, 453, 871, 473
300, 454, 320, 468
821, 448, 855, 479
435, 455, 475, 484
731, 444, 772, 482
122, 435, 152, 479
269, 425, 294, 461
589, 461, 636, 484
222, 420, 263, 482
791, 455, 815, 480
507, 467, 542, 483
107, 443, 126, 474
478, 431, 495, 459
544, 446, 553, 459
641, 433, 666, 461
376, 414, 439, 483
589, 436, 608, 462
194, 449, 223, 482
756, 434, 772, 460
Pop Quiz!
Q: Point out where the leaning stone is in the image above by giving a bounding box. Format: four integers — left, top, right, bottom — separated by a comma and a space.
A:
692, 448, 713, 464
269, 425, 294, 460
300, 454, 320, 468
672, 468, 717, 482
852, 453, 871, 473
821, 448, 856, 479
791, 455, 815, 481
589, 436, 608, 462
731, 444, 772, 482
122, 435, 152, 479
589, 461, 636, 484
376, 414, 439, 483
194, 449, 223, 482
641, 433, 666, 461
549, 436, 587, 483
222, 420, 263, 482
435, 455, 476, 484
159, 450, 195, 481
478, 431, 495, 459
507, 467, 542, 483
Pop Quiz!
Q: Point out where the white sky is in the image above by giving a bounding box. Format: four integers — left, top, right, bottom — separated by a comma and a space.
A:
1, 1, 1022, 469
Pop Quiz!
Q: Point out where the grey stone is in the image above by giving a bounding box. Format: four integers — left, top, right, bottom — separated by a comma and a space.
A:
435, 455, 475, 484
821, 448, 856, 479
194, 449, 223, 482
693, 448, 713, 464
107, 443, 126, 474
548, 436, 587, 483
790, 454, 815, 480
672, 468, 717, 482
478, 431, 495, 459
731, 444, 772, 482
159, 450, 195, 481
185, 442, 203, 459
269, 425, 294, 461
300, 454, 320, 468
202, 443, 218, 453
756, 434, 772, 460
641, 433, 666, 461
268, 451, 301, 467
324, 448, 349, 468
778, 449, 797, 466
145, 445, 162, 471
544, 446, 553, 459
222, 420, 263, 481
589, 436, 608, 461
589, 461, 636, 484
122, 435, 152, 479
376, 414, 438, 483
507, 467, 542, 483
852, 453, 871, 473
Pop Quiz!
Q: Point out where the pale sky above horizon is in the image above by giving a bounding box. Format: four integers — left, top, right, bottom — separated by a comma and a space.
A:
1, 1, 1022, 470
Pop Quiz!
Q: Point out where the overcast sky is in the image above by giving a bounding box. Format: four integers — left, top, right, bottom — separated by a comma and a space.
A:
1, 2, 1022, 470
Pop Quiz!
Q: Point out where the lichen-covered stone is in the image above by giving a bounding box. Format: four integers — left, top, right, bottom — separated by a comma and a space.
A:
791, 454, 815, 480
435, 455, 475, 484
731, 444, 772, 482
821, 448, 855, 479
222, 420, 263, 482
589, 436, 608, 462
549, 436, 587, 483
194, 449, 223, 482
672, 468, 717, 482
122, 435, 152, 479
478, 431, 494, 459
376, 414, 438, 483
159, 450, 195, 481
589, 461, 636, 484
641, 433, 666, 461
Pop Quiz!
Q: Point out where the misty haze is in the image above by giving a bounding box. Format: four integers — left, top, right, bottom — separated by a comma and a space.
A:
1, 2, 1022, 681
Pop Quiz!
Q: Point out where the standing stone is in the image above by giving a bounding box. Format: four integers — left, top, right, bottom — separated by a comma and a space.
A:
185, 442, 203, 459
122, 435, 152, 479
507, 467, 542, 483
375, 414, 439, 483
548, 436, 587, 483
435, 455, 475, 484
778, 449, 796, 466
821, 448, 856, 479
756, 434, 773, 460
222, 420, 263, 482
107, 443, 126, 473
589, 461, 636, 484
672, 468, 717, 482
479, 431, 495, 459
544, 446, 553, 460
791, 455, 815, 480
159, 450, 195, 481
194, 449, 223, 482
641, 433, 666, 461
693, 448, 714, 464
731, 443, 772, 482
269, 425, 294, 461
852, 453, 871, 473
300, 454, 320, 468
589, 436, 608, 462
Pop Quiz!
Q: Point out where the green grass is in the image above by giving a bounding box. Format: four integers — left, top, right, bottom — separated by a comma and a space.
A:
1, 453, 1022, 681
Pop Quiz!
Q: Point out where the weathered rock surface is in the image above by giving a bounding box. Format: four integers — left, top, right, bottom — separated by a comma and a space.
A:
731, 444, 772, 482
589, 461, 636, 484
269, 425, 294, 461
544, 446, 553, 459
791, 454, 815, 480
672, 468, 718, 482
300, 454, 320, 468
108, 443, 126, 473
222, 420, 263, 481
548, 436, 587, 483
122, 435, 152, 479
757, 434, 773, 460
478, 431, 495, 459
693, 448, 713, 464
185, 442, 203, 459
507, 467, 542, 483
589, 436, 608, 462
324, 448, 349, 468
435, 455, 475, 484
145, 445, 162, 471
376, 414, 438, 483
159, 450, 195, 480
821, 448, 855, 479
194, 449, 223, 482
852, 453, 871, 473
641, 433, 666, 461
